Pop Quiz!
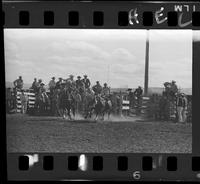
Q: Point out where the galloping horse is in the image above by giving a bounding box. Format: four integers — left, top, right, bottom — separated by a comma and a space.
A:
59, 88, 76, 120
84, 93, 112, 121
94, 95, 112, 120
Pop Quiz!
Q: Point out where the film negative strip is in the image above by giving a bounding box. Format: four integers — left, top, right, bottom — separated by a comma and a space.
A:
2, 0, 200, 181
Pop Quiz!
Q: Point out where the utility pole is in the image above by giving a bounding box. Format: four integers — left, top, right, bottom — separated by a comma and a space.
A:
144, 30, 149, 96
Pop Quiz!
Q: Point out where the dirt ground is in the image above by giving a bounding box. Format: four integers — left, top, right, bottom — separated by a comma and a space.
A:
6, 114, 192, 153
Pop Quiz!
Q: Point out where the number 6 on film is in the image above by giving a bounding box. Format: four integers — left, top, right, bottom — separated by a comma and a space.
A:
132, 171, 141, 180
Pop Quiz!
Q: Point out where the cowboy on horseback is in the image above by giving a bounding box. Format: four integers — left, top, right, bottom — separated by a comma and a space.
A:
92, 81, 102, 95
59, 83, 76, 120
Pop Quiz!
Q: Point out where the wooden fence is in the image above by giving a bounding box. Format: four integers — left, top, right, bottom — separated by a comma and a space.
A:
119, 93, 192, 122
16, 90, 36, 113
9, 88, 192, 122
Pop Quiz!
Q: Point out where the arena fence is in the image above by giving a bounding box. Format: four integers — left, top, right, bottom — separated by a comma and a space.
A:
12, 88, 191, 122
16, 90, 36, 113
121, 94, 150, 115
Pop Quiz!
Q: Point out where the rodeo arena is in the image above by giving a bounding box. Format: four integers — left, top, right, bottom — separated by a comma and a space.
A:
6, 74, 192, 153
6, 75, 192, 122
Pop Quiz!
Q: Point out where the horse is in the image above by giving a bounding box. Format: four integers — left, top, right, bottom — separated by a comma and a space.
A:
34, 91, 50, 115
100, 96, 112, 120
59, 88, 76, 120
84, 90, 96, 119
84, 94, 112, 121
50, 89, 61, 116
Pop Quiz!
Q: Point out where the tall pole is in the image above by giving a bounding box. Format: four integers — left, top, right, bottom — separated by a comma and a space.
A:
144, 30, 149, 96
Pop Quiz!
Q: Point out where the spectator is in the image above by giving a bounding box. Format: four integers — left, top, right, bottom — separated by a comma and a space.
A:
177, 93, 187, 123
13, 76, 23, 91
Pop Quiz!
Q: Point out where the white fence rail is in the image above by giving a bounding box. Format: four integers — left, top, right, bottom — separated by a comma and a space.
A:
16, 91, 36, 113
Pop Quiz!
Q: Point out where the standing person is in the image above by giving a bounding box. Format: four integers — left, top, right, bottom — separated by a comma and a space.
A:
102, 83, 110, 97
181, 93, 188, 122
20, 90, 29, 114
13, 76, 24, 91
92, 81, 103, 95
177, 93, 187, 123
82, 75, 91, 89
49, 77, 56, 95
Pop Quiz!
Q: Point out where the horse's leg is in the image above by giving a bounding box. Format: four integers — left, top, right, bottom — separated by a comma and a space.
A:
67, 107, 72, 120
72, 104, 76, 119
94, 108, 98, 121
108, 110, 111, 120
101, 109, 105, 121
89, 106, 94, 119
84, 109, 88, 119
62, 109, 66, 119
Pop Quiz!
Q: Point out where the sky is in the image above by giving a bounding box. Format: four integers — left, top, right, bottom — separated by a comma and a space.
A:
4, 29, 194, 89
